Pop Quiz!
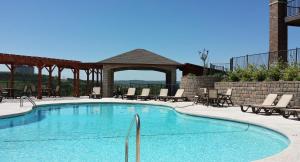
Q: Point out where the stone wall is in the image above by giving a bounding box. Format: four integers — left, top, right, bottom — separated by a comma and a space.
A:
180, 76, 222, 100
215, 81, 300, 106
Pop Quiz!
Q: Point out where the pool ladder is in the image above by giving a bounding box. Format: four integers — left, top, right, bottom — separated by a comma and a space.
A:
20, 96, 36, 107
125, 114, 140, 162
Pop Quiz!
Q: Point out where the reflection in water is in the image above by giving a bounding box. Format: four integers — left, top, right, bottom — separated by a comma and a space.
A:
0, 110, 46, 129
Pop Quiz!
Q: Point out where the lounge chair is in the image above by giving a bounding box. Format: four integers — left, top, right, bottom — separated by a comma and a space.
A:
256, 94, 293, 115
281, 106, 300, 120
0, 86, 8, 98
194, 88, 207, 104
220, 88, 233, 106
240, 94, 278, 113
169, 89, 186, 102
29, 84, 37, 97
89, 87, 102, 99
137, 88, 150, 100
156, 89, 169, 101
51, 85, 60, 97
122, 88, 136, 99
206, 89, 221, 106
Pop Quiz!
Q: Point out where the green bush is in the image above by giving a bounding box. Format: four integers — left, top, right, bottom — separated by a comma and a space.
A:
253, 65, 268, 81
267, 62, 285, 81
241, 64, 255, 81
283, 64, 299, 81
227, 68, 242, 82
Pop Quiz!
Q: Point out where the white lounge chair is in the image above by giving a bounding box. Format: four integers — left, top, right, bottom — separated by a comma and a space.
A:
256, 94, 293, 115
137, 88, 150, 100
122, 88, 136, 99
89, 87, 102, 99
169, 89, 186, 102
156, 89, 169, 101
240, 94, 278, 113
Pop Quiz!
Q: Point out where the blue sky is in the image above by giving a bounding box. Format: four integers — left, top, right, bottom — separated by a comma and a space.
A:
0, 0, 299, 80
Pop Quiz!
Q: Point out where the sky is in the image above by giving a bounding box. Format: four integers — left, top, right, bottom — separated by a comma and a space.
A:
0, 0, 299, 81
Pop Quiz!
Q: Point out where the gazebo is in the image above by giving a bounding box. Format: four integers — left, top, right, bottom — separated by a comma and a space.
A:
97, 49, 182, 97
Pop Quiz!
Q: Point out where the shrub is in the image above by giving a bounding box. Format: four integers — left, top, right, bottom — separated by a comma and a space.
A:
267, 62, 285, 81
241, 64, 255, 81
227, 68, 242, 82
253, 65, 267, 81
283, 64, 299, 81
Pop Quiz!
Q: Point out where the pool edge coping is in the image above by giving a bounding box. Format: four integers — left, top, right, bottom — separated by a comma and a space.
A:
0, 98, 299, 162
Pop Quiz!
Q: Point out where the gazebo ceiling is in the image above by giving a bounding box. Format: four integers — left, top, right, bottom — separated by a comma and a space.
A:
98, 49, 182, 66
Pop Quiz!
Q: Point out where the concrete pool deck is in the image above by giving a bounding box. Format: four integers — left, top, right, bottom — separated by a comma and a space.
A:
0, 97, 299, 162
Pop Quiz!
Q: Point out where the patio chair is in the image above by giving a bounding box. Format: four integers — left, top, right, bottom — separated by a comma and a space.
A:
220, 88, 233, 106
194, 88, 207, 104
89, 87, 102, 99
51, 85, 60, 97
207, 89, 221, 107
281, 106, 300, 120
122, 88, 136, 100
29, 84, 37, 97
0, 86, 8, 98
256, 94, 293, 115
169, 89, 186, 102
156, 89, 169, 101
137, 88, 150, 100
22, 85, 29, 96
240, 94, 278, 113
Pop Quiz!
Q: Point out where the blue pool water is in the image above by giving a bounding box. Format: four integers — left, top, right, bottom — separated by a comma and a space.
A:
0, 103, 289, 162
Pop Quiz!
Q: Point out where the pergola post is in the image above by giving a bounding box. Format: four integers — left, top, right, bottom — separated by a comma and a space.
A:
5, 64, 15, 97
96, 69, 99, 85
92, 68, 95, 87
46, 65, 54, 96
76, 68, 80, 97
85, 69, 90, 95
37, 66, 43, 99
58, 67, 63, 96
72, 68, 76, 97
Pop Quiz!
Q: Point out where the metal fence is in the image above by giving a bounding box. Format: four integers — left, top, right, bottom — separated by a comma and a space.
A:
288, 0, 300, 17
230, 48, 300, 70
210, 63, 230, 72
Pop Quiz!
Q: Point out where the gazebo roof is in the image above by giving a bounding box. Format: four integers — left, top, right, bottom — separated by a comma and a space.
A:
98, 49, 181, 66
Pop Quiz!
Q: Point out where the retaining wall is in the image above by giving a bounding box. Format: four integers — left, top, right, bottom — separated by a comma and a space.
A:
215, 81, 300, 106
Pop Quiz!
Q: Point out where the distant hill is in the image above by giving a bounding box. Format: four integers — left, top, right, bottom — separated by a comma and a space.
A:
115, 80, 180, 85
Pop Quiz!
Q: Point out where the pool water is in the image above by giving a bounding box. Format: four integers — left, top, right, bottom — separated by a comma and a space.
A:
0, 103, 289, 162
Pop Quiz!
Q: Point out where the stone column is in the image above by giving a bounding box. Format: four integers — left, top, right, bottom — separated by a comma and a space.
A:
166, 68, 177, 95
269, 0, 288, 64
102, 66, 114, 97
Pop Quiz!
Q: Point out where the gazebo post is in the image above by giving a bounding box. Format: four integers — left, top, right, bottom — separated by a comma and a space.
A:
58, 67, 63, 96
37, 65, 43, 99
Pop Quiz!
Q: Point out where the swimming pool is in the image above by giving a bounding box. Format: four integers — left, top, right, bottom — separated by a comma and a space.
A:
0, 103, 289, 162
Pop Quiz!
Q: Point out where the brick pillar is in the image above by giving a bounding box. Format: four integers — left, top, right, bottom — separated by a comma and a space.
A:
102, 66, 114, 97
269, 0, 288, 64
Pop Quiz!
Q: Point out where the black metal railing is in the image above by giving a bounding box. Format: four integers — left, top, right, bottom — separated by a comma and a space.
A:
210, 63, 230, 72
230, 48, 299, 70
288, 0, 300, 17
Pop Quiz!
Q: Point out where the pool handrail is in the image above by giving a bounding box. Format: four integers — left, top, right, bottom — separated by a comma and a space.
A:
125, 114, 140, 162
20, 96, 36, 107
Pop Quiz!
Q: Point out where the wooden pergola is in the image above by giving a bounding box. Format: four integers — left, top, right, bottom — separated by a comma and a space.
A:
0, 53, 103, 99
